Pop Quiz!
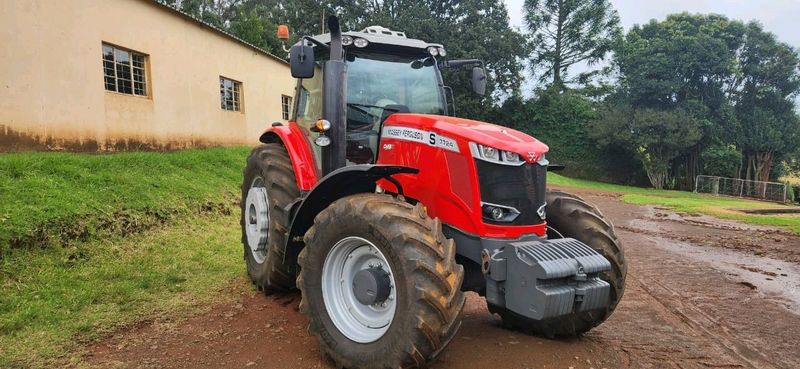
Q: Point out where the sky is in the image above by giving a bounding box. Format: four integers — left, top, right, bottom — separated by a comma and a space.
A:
503, 0, 800, 99
503, 0, 800, 47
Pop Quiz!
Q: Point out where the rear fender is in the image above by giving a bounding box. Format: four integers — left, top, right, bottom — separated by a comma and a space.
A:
283, 164, 419, 265
259, 122, 319, 191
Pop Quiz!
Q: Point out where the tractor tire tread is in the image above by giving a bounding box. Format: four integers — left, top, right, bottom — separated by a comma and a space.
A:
241, 143, 299, 292
298, 193, 465, 369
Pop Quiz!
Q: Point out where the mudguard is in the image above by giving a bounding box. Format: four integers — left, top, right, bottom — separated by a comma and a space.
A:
282, 164, 419, 265
259, 122, 319, 191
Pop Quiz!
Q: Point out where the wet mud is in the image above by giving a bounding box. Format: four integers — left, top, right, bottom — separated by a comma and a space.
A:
83, 188, 800, 369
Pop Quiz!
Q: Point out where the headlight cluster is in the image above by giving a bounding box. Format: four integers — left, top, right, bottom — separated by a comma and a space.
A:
481, 202, 520, 222
342, 35, 369, 48
426, 46, 447, 57
469, 143, 524, 166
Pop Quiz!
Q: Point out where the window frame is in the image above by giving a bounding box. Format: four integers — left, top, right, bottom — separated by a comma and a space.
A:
102, 42, 149, 97
281, 94, 292, 121
219, 76, 243, 112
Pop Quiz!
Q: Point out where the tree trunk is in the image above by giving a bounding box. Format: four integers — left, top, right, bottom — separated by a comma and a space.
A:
552, 0, 564, 87
682, 145, 700, 191
644, 162, 668, 189
757, 150, 774, 183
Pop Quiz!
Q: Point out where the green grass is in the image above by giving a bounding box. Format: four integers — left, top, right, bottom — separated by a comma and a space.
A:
0, 211, 244, 368
0, 147, 253, 367
0, 147, 250, 254
549, 173, 800, 234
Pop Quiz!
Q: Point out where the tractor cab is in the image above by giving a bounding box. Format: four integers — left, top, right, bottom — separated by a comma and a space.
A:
286, 24, 485, 173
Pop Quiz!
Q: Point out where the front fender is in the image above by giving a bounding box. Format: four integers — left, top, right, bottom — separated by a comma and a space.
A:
283, 164, 419, 265
259, 122, 319, 191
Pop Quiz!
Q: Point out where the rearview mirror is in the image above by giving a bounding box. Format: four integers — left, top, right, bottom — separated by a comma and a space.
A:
471, 67, 486, 96
290, 45, 315, 79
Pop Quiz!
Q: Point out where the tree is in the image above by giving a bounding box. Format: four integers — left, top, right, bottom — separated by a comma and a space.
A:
612, 14, 746, 189
729, 22, 800, 183
590, 106, 701, 189
523, 0, 621, 88
347, 0, 528, 119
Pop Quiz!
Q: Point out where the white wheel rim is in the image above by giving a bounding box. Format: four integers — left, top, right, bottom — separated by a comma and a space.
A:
245, 177, 269, 264
322, 236, 397, 343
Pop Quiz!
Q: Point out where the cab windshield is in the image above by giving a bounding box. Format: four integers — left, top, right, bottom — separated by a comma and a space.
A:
346, 52, 445, 119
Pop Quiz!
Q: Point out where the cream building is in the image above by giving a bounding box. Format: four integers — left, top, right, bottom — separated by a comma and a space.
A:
0, 0, 295, 151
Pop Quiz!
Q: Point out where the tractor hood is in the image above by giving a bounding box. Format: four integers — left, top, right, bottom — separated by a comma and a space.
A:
382, 114, 549, 164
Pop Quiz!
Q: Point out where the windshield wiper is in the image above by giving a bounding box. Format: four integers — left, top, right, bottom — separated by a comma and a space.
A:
347, 103, 402, 112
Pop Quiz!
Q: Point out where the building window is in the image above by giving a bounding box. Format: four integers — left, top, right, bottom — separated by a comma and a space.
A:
220, 77, 242, 111
281, 95, 292, 120
102, 43, 147, 96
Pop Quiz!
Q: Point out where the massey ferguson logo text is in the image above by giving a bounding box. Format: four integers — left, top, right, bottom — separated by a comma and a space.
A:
382, 126, 460, 153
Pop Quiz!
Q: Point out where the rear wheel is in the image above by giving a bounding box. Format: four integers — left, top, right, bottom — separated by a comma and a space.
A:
240, 143, 299, 292
299, 194, 465, 369
490, 189, 626, 337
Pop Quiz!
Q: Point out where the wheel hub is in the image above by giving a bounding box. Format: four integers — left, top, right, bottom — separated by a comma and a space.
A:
322, 237, 397, 343
352, 267, 392, 305
244, 183, 269, 264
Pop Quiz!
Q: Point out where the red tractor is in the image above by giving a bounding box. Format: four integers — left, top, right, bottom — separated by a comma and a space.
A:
241, 16, 626, 369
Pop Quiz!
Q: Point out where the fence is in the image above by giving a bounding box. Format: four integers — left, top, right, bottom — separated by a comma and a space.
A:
695, 175, 787, 203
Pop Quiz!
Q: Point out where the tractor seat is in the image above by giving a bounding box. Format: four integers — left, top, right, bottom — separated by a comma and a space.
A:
380, 104, 410, 124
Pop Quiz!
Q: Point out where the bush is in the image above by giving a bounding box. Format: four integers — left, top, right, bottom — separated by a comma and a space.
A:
490, 90, 648, 185
701, 144, 742, 178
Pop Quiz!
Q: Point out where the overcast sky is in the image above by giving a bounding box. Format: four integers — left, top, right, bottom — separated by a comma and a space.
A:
503, 0, 800, 48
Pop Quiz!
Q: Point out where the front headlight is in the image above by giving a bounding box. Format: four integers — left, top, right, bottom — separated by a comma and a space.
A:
480, 145, 499, 161
502, 151, 521, 164
353, 37, 369, 48
469, 143, 524, 166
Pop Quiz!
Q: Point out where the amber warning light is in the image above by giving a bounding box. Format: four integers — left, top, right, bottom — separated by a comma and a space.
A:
277, 25, 290, 40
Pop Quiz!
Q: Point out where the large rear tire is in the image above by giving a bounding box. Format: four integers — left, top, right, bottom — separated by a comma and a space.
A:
490, 189, 626, 337
298, 194, 465, 369
240, 143, 299, 292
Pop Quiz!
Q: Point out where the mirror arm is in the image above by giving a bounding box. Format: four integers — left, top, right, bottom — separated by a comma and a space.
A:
300, 36, 330, 51
440, 59, 483, 69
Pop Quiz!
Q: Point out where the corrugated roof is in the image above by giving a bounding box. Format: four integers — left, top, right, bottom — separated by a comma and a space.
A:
144, 0, 288, 64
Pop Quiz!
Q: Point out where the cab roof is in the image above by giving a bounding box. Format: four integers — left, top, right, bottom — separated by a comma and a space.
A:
297, 26, 444, 56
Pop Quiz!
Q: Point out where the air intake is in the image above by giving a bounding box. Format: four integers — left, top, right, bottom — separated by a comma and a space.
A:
361, 26, 406, 38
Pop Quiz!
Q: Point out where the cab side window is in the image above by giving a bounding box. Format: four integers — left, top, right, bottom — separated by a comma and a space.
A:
296, 64, 324, 172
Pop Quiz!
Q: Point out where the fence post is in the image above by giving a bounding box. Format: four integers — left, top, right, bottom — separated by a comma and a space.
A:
784, 184, 788, 203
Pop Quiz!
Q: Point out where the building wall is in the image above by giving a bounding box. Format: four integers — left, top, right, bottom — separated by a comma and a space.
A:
0, 0, 295, 151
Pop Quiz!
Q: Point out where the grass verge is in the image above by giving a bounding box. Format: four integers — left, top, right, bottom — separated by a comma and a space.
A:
0, 147, 253, 367
0, 147, 250, 255
0, 210, 244, 368
549, 173, 800, 234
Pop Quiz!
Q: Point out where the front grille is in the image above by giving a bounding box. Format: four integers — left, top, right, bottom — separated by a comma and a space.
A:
475, 160, 547, 225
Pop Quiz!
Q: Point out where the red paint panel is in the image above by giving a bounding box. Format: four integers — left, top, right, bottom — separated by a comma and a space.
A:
377, 114, 549, 239
259, 122, 319, 191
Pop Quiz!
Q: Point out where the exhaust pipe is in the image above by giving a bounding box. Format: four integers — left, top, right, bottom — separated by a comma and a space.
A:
321, 15, 347, 175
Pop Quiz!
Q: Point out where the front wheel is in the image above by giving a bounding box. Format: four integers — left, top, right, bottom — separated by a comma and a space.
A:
490, 189, 627, 337
298, 194, 465, 369
240, 143, 299, 292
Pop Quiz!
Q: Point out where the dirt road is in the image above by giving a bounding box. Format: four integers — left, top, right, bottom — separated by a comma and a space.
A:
84, 190, 800, 369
